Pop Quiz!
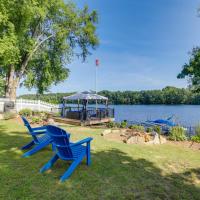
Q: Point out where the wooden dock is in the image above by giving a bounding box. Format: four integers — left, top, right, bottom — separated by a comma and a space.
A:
52, 116, 114, 126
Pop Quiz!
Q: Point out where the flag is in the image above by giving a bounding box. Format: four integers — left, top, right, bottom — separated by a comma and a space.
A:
95, 59, 99, 67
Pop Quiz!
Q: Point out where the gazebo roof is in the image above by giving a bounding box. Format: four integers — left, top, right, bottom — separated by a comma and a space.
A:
63, 91, 108, 101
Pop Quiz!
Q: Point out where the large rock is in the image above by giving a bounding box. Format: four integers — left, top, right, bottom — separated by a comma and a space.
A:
120, 129, 127, 134
47, 118, 56, 125
159, 135, 167, 144
101, 129, 112, 136
112, 129, 120, 133
145, 133, 167, 145
125, 136, 145, 144
152, 133, 160, 144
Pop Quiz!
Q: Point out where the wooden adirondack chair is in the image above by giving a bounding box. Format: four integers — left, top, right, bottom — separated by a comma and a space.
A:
21, 116, 52, 157
40, 125, 93, 182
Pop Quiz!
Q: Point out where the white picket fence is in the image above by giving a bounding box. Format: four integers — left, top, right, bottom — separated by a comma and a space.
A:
0, 98, 59, 113
16, 99, 59, 112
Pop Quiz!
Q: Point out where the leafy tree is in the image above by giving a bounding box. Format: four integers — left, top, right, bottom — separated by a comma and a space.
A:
0, 0, 98, 100
177, 47, 200, 92
162, 86, 189, 104
20, 87, 198, 105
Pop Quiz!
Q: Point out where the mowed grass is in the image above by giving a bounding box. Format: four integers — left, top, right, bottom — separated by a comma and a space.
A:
0, 120, 200, 200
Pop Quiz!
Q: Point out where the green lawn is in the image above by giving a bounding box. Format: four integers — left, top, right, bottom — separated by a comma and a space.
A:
0, 120, 200, 200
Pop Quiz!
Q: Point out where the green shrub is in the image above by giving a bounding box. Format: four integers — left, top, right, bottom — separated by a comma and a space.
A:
30, 116, 41, 124
19, 108, 32, 117
53, 112, 61, 117
169, 126, 187, 141
191, 135, 200, 143
106, 121, 115, 128
146, 127, 153, 133
3, 112, 17, 120
120, 120, 127, 128
38, 111, 48, 120
129, 125, 145, 132
153, 126, 161, 134
191, 124, 200, 143
115, 122, 121, 128
32, 110, 40, 116
195, 123, 200, 136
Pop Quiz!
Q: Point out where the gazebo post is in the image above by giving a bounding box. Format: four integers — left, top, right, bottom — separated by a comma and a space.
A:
62, 99, 65, 117
86, 100, 89, 120
106, 100, 108, 118
78, 99, 80, 111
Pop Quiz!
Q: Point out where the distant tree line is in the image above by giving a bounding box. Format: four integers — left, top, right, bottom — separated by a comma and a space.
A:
18, 86, 200, 105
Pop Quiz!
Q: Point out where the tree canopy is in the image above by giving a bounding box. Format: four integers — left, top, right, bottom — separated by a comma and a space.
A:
0, 0, 98, 99
178, 47, 200, 92
19, 87, 200, 105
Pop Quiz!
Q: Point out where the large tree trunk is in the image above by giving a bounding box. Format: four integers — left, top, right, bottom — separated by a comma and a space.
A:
5, 65, 19, 101
9, 81, 18, 101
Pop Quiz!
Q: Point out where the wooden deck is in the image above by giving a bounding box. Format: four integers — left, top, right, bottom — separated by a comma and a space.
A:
52, 116, 114, 126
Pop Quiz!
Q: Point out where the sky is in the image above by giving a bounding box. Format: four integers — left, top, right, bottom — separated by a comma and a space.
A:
17, 0, 200, 95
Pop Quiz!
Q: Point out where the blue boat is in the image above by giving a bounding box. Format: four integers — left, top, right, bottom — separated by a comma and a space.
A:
146, 115, 177, 127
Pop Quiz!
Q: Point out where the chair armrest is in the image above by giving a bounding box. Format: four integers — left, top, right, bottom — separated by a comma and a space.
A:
32, 126, 47, 131
70, 137, 93, 147
31, 129, 47, 135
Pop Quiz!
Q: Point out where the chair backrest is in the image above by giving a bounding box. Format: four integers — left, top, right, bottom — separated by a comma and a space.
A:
21, 116, 38, 142
46, 125, 73, 159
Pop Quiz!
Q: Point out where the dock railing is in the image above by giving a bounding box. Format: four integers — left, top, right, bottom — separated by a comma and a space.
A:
62, 106, 114, 121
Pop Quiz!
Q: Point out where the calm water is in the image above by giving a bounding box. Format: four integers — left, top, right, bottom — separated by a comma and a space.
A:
110, 105, 200, 126
62, 104, 200, 126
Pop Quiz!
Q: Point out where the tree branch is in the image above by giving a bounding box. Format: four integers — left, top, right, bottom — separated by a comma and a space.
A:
18, 34, 54, 79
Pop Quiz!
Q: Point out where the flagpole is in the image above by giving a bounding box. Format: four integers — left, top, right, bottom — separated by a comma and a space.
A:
95, 59, 99, 111
95, 64, 97, 94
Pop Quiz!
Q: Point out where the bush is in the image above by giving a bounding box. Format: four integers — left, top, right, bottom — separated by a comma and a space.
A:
19, 108, 32, 117
191, 135, 200, 143
3, 112, 17, 120
191, 124, 200, 143
120, 120, 127, 128
106, 121, 115, 128
38, 111, 48, 120
115, 122, 121, 128
129, 125, 145, 132
146, 127, 153, 133
30, 116, 42, 124
32, 110, 40, 116
195, 123, 200, 135
153, 126, 161, 134
169, 126, 187, 141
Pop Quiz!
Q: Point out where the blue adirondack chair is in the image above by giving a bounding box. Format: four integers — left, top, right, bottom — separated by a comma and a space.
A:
40, 125, 93, 182
21, 116, 52, 157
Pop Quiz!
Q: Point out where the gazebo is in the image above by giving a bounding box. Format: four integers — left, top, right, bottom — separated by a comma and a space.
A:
60, 91, 114, 125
